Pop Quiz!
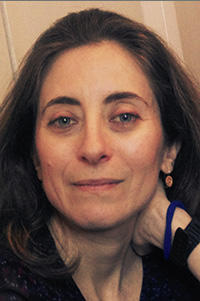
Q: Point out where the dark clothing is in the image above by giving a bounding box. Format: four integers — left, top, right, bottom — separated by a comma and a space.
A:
0, 226, 199, 300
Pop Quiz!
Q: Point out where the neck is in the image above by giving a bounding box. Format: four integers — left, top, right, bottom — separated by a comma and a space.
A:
50, 214, 142, 301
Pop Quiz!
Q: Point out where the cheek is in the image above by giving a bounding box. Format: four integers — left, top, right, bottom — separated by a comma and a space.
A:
115, 129, 165, 214
35, 132, 72, 182
35, 135, 73, 212
116, 128, 165, 172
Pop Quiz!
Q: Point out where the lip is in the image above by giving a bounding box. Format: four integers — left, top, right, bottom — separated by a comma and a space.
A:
72, 178, 124, 191
72, 178, 123, 185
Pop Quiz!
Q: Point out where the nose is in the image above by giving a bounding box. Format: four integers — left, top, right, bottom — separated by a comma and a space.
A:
77, 125, 112, 165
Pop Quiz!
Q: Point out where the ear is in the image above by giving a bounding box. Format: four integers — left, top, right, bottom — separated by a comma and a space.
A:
33, 153, 43, 181
161, 142, 181, 174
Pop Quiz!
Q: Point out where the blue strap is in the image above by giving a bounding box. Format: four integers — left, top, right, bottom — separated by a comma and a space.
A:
164, 200, 186, 260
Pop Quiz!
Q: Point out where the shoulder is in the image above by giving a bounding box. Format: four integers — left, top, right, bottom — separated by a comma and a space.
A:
141, 248, 200, 301
0, 247, 50, 300
0, 247, 30, 299
0, 246, 83, 301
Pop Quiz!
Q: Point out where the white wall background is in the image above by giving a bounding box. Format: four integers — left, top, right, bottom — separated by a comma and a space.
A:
0, 1, 199, 102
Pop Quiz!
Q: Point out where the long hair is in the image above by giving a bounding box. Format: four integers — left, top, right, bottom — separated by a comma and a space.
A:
0, 8, 200, 278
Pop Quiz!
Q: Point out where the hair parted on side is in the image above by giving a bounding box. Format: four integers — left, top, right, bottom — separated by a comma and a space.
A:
0, 8, 200, 278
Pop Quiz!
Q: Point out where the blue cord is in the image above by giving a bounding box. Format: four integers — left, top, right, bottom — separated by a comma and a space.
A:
164, 200, 186, 260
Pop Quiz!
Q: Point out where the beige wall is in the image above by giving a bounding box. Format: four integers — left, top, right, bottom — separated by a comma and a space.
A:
0, 7, 12, 101
0, 1, 200, 102
6, 1, 143, 64
175, 1, 200, 81
0, 1, 143, 102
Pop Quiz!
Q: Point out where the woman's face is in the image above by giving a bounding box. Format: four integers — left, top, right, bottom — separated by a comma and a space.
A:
35, 41, 175, 230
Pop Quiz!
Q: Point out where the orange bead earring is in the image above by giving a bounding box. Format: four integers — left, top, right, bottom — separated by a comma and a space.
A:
165, 175, 173, 188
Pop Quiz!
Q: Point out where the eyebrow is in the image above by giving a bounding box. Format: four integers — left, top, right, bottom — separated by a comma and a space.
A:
41, 91, 148, 115
41, 96, 80, 115
104, 92, 147, 105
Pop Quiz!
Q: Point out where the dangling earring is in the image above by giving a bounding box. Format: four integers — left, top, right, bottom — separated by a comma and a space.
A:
165, 174, 173, 188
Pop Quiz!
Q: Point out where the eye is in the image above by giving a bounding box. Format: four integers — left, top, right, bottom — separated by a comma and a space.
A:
112, 113, 139, 123
48, 116, 77, 128
110, 112, 140, 132
119, 113, 136, 122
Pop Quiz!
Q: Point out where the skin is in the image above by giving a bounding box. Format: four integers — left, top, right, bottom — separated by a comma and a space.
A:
34, 41, 179, 300
133, 182, 200, 282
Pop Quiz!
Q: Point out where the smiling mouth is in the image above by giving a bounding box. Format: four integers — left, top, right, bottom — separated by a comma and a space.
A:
72, 178, 124, 191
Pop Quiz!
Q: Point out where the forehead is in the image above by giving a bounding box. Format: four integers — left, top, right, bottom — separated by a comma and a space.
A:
39, 40, 155, 108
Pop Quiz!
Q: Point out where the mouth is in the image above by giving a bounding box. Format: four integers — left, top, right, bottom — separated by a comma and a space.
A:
72, 178, 124, 192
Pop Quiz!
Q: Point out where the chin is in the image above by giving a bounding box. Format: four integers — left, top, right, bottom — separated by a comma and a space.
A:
65, 216, 111, 232
64, 210, 135, 234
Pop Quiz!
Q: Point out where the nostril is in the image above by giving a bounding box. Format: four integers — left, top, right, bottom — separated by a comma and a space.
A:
81, 156, 88, 162
80, 153, 109, 165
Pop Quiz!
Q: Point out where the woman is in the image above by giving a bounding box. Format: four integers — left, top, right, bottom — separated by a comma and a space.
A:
0, 8, 200, 300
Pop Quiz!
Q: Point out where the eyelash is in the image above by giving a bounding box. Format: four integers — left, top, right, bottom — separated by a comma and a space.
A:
48, 113, 139, 130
